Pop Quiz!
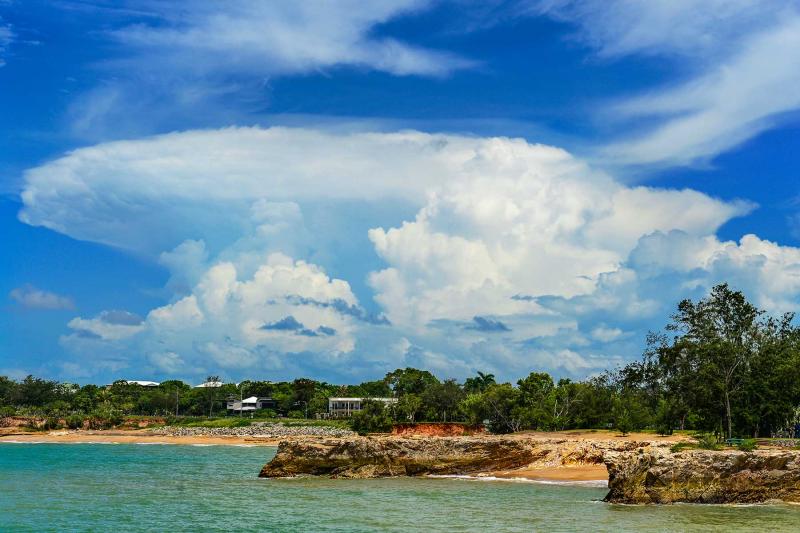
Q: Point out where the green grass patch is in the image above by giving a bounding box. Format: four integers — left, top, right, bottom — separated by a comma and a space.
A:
736, 439, 758, 452
670, 442, 697, 453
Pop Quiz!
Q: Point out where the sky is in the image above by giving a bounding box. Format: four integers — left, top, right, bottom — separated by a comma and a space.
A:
2, 0, 800, 385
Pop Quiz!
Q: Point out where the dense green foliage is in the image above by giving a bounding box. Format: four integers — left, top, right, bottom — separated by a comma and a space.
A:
2, 285, 799, 437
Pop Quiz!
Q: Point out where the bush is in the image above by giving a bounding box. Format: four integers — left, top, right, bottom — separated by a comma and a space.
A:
254, 408, 277, 418
287, 410, 305, 419
737, 439, 758, 452
0, 406, 16, 417
42, 417, 62, 430
697, 433, 722, 450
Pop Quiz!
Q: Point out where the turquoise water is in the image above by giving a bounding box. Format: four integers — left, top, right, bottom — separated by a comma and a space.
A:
1, 443, 799, 532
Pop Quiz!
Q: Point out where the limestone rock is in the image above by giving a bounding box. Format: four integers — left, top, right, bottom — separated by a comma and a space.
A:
258, 435, 663, 478
604, 448, 800, 504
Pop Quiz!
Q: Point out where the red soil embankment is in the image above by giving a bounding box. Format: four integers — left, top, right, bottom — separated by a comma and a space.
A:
391, 423, 485, 437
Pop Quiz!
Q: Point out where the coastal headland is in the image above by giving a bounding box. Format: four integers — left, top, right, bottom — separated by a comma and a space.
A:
259, 432, 800, 504
258, 433, 672, 482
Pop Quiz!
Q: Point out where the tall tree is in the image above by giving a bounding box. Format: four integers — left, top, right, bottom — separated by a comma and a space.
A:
666, 284, 762, 438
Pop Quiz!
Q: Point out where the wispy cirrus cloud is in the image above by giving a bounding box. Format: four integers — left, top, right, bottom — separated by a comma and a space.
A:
67, 0, 471, 138
0, 17, 13, 67
9, 284, 75, 310
527, 0, 800, 167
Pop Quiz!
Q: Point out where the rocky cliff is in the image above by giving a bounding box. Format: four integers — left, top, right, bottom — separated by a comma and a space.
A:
604, 448, 800, 504
258, 435, 662, 478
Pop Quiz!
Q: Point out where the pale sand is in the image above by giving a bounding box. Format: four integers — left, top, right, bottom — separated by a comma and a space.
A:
0, 429, 281, 446
491, 465, 609, 482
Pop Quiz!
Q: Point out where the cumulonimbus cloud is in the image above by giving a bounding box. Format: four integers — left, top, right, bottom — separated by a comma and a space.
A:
21, 127, 800, 381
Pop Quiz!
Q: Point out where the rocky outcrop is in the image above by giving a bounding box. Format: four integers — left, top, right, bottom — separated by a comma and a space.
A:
604, 448, 800, 504
259, 436, 664, 478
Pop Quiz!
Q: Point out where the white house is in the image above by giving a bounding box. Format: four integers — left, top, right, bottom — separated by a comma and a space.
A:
195, 380, 224, 388
328, 397, 398, 418
105, 380, 160, 388
126, 380, 160, 387
226, 396, 276, 413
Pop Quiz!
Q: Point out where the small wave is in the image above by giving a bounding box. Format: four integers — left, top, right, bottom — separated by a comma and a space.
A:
426, 474, 607, 487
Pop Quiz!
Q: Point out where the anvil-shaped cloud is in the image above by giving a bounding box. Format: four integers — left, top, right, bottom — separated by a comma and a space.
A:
19, 127, 800, 381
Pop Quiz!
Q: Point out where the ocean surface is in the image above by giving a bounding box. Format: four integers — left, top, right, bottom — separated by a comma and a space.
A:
1, 443, 799, 532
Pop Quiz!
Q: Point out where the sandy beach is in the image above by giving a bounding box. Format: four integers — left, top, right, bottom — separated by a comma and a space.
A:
0, 429, 281, 446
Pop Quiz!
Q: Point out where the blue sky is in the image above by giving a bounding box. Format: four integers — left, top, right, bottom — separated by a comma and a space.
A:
2, 0, 800, 385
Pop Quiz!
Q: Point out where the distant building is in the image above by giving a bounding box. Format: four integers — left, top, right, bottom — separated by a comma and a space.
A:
126, 380, 160, 387
105, 380, 160, 388
195, 380, 224, 388
226, 396, 277, 413
328, 397, 397, 418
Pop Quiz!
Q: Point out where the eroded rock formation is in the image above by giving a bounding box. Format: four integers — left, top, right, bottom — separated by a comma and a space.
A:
258, 435, 662, 478
604, 448, 800, 504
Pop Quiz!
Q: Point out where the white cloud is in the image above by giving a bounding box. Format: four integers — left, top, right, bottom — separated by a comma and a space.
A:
529, 1, 800, 166
67, 310, 145, 341
0, 18, 12, 67
22, 127, 800, 381
530, 0, 787, 60
112, 0, 466, 78
65, 252, 372, 376
65, 0, 469, 137
9, 285, 75, 310
604, 16, 800, 166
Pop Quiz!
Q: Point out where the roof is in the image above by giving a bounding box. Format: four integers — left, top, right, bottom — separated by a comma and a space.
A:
328, 397, 397, 402
242, 396, 259, 403
126, 380, 160, 387
195, 381, 223, 388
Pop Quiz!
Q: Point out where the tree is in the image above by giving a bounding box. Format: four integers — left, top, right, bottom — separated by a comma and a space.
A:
205, 375, 220, 418
384, 368, 439, 396
666, 284, 761, 438
516, 372, 555, 429
396, 394, 423, 422
464, 372, 496, 394
350, 399, 392, 434
421, 379, 464, 421
482, 384, 523, 434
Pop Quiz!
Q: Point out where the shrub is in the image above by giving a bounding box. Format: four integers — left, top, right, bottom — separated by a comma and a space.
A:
66, 415, 84, 430
255, 408, 277, 418
737, 439, 758, 452
287, 410, 305, 419
42, 417, 62, 430
697, 433, 721, 450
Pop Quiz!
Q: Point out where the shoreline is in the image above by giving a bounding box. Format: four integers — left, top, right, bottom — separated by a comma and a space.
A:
0, 429, 282, 446
1, 428, 687, 484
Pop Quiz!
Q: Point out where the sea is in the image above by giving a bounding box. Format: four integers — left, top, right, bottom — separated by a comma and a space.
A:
1, 442, 798, 532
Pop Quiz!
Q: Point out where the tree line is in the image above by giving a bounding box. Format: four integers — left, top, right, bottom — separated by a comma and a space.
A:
2, 284, 799, 438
